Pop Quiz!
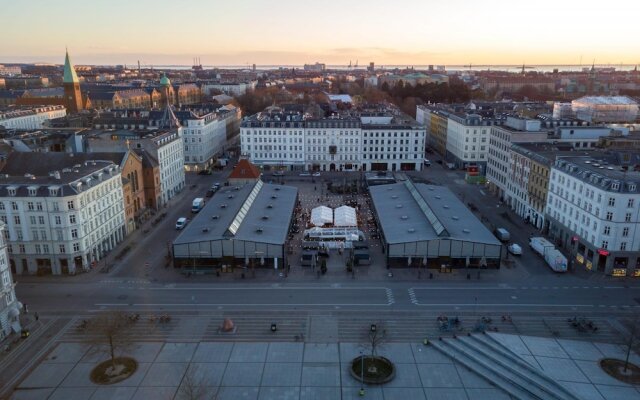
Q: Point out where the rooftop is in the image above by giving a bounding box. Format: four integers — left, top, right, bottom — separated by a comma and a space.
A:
174, 181, 297, 246
573, 96, 638, 106
554, 152, 640, 191
369, 181, 500, 245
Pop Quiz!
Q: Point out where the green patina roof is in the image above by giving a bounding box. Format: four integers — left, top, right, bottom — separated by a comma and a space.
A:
160, 74, 171, 86
63, 50, 79, 84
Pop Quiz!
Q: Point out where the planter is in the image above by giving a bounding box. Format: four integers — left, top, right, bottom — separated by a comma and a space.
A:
599, 358, 640, 385
350, 355, 395, 384
90, 357, 138, 385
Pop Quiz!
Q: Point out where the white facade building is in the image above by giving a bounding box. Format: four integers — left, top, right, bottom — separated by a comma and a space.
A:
202, 82, 257, 96
240, 106, 425, 172
0, 105, 66, 130
445, 113, 503, 173
546, 155, 640, 275
0, 222, 20, 341
0, 154, 126, 275
571, 96, 639, 123
173, 106, 241, 171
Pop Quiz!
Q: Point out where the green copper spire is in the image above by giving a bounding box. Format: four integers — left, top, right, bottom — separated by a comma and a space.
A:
160, 73, 171, 87
63, 49, 79, 84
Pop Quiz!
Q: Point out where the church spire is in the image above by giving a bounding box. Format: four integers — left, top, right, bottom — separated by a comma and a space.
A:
63, 49, 80, 84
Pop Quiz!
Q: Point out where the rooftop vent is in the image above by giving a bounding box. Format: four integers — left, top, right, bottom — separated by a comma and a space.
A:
435, 195, 441, 199
462, 228, 470, 233
220, 204, 227, 209
401, 215, 408, 220
271, 195, 278, 199
261, 216, 269, 220
452, 216, 459, 220
386, 187, 393, 191
391, 195, 398, 199
228, 195, 234, 199
256, 227, 263, 233
443, 205, 450, 209
396, 204, 403, 208
585, 161, 591, 164
267, 204, 273, 209
274, 187, 281, 191
407, 228, 416, 233
212, 215, 219, 220
202, 227, 209, 233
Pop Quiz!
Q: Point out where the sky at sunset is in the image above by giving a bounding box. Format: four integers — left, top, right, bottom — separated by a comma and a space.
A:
1, 0, 639, 66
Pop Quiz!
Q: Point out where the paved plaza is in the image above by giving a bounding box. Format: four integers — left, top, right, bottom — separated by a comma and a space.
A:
10, 333, 640, 400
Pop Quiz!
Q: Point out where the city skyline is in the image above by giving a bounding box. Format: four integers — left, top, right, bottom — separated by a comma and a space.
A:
1, 0, 639, 66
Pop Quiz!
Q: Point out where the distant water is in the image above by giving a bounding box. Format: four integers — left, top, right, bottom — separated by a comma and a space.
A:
158, 64, 638, 72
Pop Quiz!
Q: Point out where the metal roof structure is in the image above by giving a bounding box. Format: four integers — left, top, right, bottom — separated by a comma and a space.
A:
173, 181, 297, 249
369, 182, 500, 246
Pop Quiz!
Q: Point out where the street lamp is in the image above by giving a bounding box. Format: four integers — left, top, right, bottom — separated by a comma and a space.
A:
359, 350, 365, 396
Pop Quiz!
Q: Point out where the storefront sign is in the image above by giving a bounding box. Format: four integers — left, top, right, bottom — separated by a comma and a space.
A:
575, 254, 584, 264
585, 260, 593, 270
634, 269, 640, 277
612, 268, 627, 277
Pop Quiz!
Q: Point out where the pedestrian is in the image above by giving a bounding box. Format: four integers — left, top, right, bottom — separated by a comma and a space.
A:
35, 312, 39, 321
24, 303, 28, 314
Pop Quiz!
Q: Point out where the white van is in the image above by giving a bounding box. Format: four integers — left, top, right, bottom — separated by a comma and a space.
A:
175, 217, 187, 230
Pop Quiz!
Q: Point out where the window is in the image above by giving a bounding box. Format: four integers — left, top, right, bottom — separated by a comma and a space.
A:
603, 226, 610, 235
11, 202, 18, 211
73, 243, 80, 252
38, 216, 45, 225
608, 197, 615, 207
625, 212, 632, 222
55, 216, 61, 225
71, 228, 78, 239
622, 227, 629, 237
18, 245, 25, 253
35, 244, 41, 254
27, 202, 34, 211
67, 200, 75, 210
601, 241, 608, 249
69, 214, 76, 224
14, 216, 20, 225
0, 202, 4, 210
606, 212, 613, 221
59, 244, 66, 254
620, 242, 627, 251
628, 199, 635, 208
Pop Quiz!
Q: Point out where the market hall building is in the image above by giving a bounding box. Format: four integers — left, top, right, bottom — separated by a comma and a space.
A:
369, 180, 502, 270
172, 181, 298, 272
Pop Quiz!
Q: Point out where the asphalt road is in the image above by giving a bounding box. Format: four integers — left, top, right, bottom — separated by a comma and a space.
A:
16, 281, 640, 315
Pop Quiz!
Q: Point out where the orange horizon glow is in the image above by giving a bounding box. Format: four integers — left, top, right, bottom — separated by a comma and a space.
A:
1, 0, 639, 66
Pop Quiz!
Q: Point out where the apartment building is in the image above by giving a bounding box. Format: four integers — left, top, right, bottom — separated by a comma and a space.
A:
0, 152, 126, 275
546, 153, 640, 276
446, 113, 504, 173
0, 222, 20, 341
415, 105, 449, 157
0, 105, 66, 130
240, 105, 425, 172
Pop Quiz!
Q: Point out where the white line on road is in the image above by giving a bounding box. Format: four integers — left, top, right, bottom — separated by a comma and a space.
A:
95, 303, 392, 307
147, 286, 390, 291
413, 303, 596, 307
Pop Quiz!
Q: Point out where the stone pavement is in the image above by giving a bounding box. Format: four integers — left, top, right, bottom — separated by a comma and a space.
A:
9, 335, 640, 400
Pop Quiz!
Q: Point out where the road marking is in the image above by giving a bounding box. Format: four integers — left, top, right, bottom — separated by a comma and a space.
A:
95, 302, 393, 307
146, 286, 390, 291
385, 289, 395, 305
412, 303, 596, 307
511, 296, 517, 300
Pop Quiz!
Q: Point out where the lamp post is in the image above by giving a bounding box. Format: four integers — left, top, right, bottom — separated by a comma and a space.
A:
359, 350, 365, 396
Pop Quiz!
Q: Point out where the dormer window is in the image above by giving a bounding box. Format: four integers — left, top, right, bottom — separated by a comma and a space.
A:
28, 187, 37, 196
49, 187, 59, 196
630, 184, 637, 192
612, 183, 620, 191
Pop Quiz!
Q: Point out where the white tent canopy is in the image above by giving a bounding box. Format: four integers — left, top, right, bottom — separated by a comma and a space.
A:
334, 205, 357, 227
311, 206, 333, 227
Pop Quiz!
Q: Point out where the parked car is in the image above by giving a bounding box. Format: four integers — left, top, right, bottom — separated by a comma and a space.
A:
423, 159, 432, 166
299, 172, 311, 177
495, 228, 511, 242
312, 172, 321, 177
205, 189, 214, 197
175, 217, 188, 230
507, 243, 522, 255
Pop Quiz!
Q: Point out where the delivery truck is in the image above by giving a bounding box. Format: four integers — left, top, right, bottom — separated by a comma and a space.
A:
529, 237, 567, 272
192, 198, 205, 213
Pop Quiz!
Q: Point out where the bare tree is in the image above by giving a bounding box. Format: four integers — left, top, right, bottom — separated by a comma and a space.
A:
85, 311, 137, 372
178, 365, 216, 400
365, 322, 387, 358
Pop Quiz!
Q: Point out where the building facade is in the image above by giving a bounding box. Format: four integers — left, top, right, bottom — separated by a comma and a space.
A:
546, 155, 640, 276
445, 113, 503, 173
0, 154, 126, 275
0, 105, 67, 130
241, 106, 425, 172
0, 222, 20, 341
